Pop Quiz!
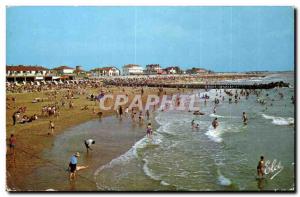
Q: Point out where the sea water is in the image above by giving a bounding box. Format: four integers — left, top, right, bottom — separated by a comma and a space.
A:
94, 72, 295, 191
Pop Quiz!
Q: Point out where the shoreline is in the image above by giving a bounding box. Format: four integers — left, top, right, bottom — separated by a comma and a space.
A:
6, 86, 182, 191
6, 73, 288, 191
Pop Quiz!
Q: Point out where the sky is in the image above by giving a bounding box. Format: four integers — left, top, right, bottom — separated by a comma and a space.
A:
6, 6, 294, 72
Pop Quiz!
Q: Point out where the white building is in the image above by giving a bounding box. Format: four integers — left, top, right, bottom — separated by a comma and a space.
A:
91, 66, 120, 77
122, 64, 144, 75
6, 65, 49, 76
6, 65, 54, 82
53, 66, 75, 75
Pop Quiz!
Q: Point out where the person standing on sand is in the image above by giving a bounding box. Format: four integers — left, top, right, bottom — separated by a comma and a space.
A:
9, 134, 16, 157
146, 109, 150, 120
125, 107, 129, 118
119, 106, 123, 119
12, 111, 19, 126
84, 139, 95, 153
49, 120, 55, 135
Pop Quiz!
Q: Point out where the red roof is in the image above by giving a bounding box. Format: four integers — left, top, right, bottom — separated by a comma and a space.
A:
53, 66, 74, 70
7, 65, 48, 71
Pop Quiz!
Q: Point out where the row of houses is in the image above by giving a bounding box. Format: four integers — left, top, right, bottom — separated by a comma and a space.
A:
123, 64, 209, 75
6, 64, 211, 82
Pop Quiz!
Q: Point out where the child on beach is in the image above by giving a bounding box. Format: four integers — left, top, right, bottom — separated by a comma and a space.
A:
97, 111, 103, 119
125, 107, 129, 118
146, 123, 153, 139
49, 121, 55, 135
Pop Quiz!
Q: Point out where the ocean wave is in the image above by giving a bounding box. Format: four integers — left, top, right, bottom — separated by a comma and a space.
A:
262, 114, 294, 125
205, 126, 223, 143
217, 169, 232, 186
160, 181, 170, 186
142, 158, 176, 189
218, 174, 232, 186
94, 132, 164, 190
156, 123, 174, 135
142, 158, 161, 181
209, 114, 225, 118
205, 123, 244, 143
94, 136, 147, 180
209, 113, 240, 119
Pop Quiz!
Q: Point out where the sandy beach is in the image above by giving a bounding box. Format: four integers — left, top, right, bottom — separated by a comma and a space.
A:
5, 72, 295, 191
6, 85, 183, 191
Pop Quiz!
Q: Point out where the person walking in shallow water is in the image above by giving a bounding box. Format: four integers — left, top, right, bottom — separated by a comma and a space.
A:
212, 118, 219, 129
49, 120, 55, 135
69, 152, 80, 180
84, 139, 95, 153
146, 123, 153, 139
242, 112, 248, 125
257, 156, 265, 178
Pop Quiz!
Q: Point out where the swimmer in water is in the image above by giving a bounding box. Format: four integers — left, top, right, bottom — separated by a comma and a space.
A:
242, 112, 248, 125
213, 106, 216, 114
212, 118, 219, 129
191, 120, 195, 128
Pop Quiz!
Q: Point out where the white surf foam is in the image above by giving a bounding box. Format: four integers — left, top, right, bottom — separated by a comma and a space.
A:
142, 158, 161, 181
45, 189, 56, 191
94, 136, 147, 179
205, 126, 223, 143
160, 181, 170, 186
209, 114, 225, 118
218, 175, 232, 186
217, 169, 232, 186
262, 114, 294, 126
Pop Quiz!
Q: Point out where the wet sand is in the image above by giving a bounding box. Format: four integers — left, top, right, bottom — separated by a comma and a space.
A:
18, 116, 149, 191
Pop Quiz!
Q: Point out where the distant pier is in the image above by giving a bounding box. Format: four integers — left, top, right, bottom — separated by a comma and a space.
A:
104, 81, 290, 89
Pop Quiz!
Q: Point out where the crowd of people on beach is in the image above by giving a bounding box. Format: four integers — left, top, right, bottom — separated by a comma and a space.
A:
7, 75, 294, 184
